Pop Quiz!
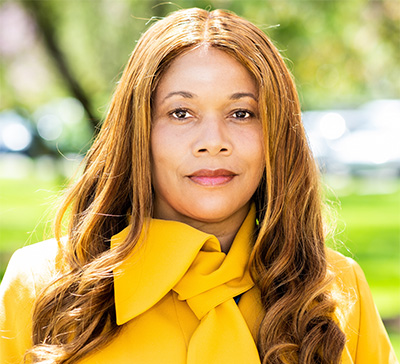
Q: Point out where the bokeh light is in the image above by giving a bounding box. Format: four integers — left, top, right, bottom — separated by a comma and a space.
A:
318, 112, 347, 140
0, 111, 32, 152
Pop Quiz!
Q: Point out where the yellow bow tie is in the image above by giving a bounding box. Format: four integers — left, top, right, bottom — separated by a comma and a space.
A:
112, 205, 261, 363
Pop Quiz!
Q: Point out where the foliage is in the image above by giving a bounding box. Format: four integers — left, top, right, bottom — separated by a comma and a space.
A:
1, 0, 399, 132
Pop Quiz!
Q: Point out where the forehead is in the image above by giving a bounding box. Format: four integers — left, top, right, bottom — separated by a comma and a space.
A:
154, 46, 257, 97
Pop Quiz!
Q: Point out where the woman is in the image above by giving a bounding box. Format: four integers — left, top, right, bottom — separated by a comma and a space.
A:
0, 8, 396, 364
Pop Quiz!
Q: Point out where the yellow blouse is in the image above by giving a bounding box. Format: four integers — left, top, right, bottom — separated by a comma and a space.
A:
0, 206, 397, 363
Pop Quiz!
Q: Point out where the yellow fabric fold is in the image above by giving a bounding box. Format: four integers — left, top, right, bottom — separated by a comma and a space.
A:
111, 218, 217, 324
187, 300, 261, 364
172, 212, 255, 320
1, 205, 397, 363
112, 204, 261, 363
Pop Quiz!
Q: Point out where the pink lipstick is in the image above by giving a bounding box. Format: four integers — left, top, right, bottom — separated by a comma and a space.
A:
188, 169, 237, 186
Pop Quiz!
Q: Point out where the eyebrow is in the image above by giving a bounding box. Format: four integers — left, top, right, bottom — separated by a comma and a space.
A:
229, 92, 258, 101
163, 91, 194, 101
163, 91, 258, 102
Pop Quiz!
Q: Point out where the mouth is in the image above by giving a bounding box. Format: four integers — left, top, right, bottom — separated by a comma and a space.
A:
187, 169, 237, 186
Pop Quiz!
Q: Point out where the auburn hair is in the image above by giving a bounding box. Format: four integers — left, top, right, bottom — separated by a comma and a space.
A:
27, 8, 346, 364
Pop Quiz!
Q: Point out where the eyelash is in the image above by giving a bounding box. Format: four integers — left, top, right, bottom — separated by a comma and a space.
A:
167, 108, 256, 120
169, 108, 192, 119
231, 109, 255, 119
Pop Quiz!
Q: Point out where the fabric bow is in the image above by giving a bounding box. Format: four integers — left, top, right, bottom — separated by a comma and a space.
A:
112, 204, 261, 363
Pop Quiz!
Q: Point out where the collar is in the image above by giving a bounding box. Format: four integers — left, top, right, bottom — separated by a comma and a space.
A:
111, 205, 256, 325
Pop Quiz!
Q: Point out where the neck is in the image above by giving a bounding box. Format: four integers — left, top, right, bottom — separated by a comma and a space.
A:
152, 203, 251, 253
189, 215, 245, 253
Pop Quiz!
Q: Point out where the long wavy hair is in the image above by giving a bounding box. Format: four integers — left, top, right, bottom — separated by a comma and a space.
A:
27, 8, 346, 364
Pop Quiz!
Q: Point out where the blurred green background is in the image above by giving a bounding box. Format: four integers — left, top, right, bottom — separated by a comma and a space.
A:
0, 0, 399, 357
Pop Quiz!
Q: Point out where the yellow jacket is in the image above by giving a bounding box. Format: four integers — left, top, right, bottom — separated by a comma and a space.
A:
0, 206, 397, 363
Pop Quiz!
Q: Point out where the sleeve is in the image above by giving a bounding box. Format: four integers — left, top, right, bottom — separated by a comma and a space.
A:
0, 248, 36, 364
348, 258, 398, 364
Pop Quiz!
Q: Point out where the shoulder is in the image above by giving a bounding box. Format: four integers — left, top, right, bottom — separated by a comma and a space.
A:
325, 248, 369, 312
326, 248, 356, 269
326, 248, 364, 285
8, 238, 60, 266
1, 238, 62, 297
325, 249, 363, 331
326, 250, 397, 362
0, 239, 63, 362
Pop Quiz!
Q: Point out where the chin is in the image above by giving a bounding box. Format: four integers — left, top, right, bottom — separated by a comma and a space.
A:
181, 199, 249, 224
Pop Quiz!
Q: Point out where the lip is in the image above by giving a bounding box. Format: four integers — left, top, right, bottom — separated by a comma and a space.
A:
187, 169, 237, 186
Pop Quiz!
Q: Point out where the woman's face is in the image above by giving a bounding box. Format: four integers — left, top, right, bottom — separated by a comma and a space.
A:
151, 46, 265, 226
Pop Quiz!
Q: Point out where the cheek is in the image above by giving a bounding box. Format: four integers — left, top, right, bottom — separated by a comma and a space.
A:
245, 135, 265, 197
150, 128, 165, 185
243, 129, 265, 175
150, 125, 182, 184
151, 125, 167, 158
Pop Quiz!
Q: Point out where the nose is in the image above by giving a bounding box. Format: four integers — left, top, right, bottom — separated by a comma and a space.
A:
192, 115, 232, 157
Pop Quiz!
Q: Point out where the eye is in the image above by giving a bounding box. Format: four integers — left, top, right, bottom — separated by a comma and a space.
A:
170, 108, 192, 119
232, 109, 254, 119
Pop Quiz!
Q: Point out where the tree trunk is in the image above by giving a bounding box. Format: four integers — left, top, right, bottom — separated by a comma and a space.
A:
23, 1, 100, 134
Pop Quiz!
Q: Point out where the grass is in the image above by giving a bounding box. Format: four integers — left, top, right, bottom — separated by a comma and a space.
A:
0, 173, 399, 357
0, 177, 64, 273
324, 179, 400, 319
